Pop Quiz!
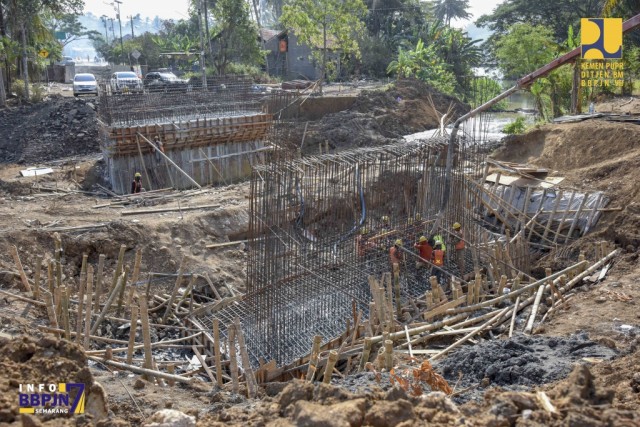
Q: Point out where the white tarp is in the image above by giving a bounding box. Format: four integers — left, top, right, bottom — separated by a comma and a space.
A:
483, 184, 608, 237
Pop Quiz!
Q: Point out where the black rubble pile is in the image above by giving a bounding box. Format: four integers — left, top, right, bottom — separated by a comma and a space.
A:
0, 95, 101, 164
437, 333, 618, 401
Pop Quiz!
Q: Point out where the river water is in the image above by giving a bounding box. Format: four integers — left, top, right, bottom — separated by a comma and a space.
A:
405, 87, 538, 143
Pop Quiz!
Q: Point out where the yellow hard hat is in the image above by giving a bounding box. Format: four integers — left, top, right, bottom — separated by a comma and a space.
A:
134, 172, 142, 178
395, 239, 402, 246
360, 228, 368, 235
419, 236, 427, 242
435, 240, 443, 246
382, 215, 390, 222
415, 213, 422, 220
453, 222, 461, 229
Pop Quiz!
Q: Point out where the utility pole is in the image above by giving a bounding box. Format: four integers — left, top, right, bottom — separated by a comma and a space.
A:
109, 18, 115, 41
197, 0, 207, 88
113, 0, 124, 65
129, 15, 134, 38
100, 15, 109, 43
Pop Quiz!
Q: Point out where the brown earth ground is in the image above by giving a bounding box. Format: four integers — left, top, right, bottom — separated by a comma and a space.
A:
0, 94, 638, 426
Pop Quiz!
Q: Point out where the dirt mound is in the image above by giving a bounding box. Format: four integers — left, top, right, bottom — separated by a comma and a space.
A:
299, 79, 469, 153
0, 96, 100, 165
493, 119, 640, 248
437, 334, 618, 401
0, 335, 110, 425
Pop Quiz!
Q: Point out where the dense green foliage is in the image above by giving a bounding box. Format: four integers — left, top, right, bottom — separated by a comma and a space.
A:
281, 0, 367, 90
502, 116, 527, 134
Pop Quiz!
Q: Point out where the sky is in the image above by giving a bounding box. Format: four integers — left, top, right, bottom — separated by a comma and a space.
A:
83, 0, 504, 22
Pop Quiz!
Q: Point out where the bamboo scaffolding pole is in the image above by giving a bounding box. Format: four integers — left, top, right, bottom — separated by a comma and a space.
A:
430, 307, 509, 362
138, 133, 201, 189
126, 305, 139, 364
90, 272, 125, 335
75, 254, 88, 344
213, 319, 223, 387
83, 266, 94, 349
88, 357, 193, 384
228, 323, 239, 393
94, 254, 106, 312
10, 245, 32, 294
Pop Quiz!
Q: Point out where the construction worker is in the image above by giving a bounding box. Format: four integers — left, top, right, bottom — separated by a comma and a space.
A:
131, 172, 143, 194
381, 215, 391, 232
453, 222, 466, 275
389, 239, 404, 267
153, 135, 165, 160
432, 240, 446, 285
414, 236, 433, 271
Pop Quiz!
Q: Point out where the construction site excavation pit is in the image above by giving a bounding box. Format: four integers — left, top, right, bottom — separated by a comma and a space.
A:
0, 78, 639, 426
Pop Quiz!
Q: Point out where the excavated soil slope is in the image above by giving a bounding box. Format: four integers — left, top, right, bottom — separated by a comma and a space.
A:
493, 119, 640, 249
0, 96, 100, 165
297, 79, 469, 152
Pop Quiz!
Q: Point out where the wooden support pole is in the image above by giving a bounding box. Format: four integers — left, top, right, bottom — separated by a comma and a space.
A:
111, 245, 126, 295
44, 292, 59, 335
47, 260, 54, 295
525, 284, 546, 334
393, 263, 401, 318
228, 323, 239, 393
234, 318, 258, 398
136, 137, 153, 191
139, 295, 154, 381
509, 296, 520, 338
94, 254, 106, 312
33, 256, 42, 301
75, 254, 88, 344
61, 286, 71, 340
384, 340, 393, 370
10, 245, 32, 294
116, 266, 129, 318
88, 357, 193, 384
430, 307, 509, 362
306, 335, 323, 382
213, 319, 223, 387
90, 272, 125, 335
126, 305, 139, 364
138, 133, 201, 189
323, 351, 338, 384
83, 266, 94, 349
192, 345, 216, 385
162, 258, 185, 324
358, 338, 372, 372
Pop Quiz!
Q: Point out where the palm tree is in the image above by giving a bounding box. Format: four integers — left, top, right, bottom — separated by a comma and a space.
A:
431, 0, 471, 26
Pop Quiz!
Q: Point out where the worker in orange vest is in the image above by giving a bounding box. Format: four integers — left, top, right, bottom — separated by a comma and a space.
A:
453, 222, 465, 276
389, 239, 404, 267
432, 240, 446, 286
414, 236, 433, 271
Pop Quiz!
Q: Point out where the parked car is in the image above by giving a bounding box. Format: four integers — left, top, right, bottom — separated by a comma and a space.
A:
73, 73, 98, 97
56, 56, 75, 66
143, 71, 188, 92
109, 71, 143, 94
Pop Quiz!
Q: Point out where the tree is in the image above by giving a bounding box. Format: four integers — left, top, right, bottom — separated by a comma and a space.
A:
0, 0, 83, 100
281, 0, 367, 92
494, 23, 556, 78
50, 13, 99, 47
387, 39, 457, 95
208, 0, 263, 75
430, 0, 471, 26
476, 0, 601, 44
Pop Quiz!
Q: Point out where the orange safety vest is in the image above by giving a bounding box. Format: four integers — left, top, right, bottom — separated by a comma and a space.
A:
454, 228, 465, 250
414, 242, 433, 262
389, 246, 402, 265
433, 249, 444, 267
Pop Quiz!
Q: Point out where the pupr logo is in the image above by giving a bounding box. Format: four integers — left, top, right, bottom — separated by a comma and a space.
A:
581, 18, 623, 59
